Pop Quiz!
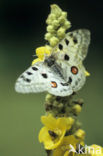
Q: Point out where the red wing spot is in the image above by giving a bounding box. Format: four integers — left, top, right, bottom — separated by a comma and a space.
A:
51, 81, 57, 88
71, 66, 78, 75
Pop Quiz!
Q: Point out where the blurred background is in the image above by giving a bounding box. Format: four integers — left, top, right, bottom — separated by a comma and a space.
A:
0, 0, 103, 155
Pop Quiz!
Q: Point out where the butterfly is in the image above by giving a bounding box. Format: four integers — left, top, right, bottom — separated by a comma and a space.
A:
15, 29, 90, 97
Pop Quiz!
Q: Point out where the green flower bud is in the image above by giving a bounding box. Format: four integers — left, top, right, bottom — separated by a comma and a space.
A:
45, 4, 71, 47
62, 12, 67, 18
45, 33, 52, 40
47, 25, 54, 33
51, 4, 62, 18
64, 21, 71, 29
52, 20, 59, 28
57, 27, 65, 38
50, 36, 59, 47
46, 13, 56, 24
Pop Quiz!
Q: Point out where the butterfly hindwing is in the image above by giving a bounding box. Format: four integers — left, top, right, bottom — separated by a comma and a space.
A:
15, 61, 73, 96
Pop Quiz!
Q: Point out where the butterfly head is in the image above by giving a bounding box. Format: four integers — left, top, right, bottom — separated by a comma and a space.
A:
44, 55, 56, 67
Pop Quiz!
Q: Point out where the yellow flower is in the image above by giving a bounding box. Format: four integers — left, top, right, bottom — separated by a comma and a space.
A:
32, 46, 51, 65
39, 114, 74, 150
53, 135, 80, 156
88, 144, 103, 156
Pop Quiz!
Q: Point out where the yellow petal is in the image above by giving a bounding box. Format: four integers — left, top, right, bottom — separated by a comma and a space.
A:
65, 151, 75, 156
39, 127, 49, 142
32, 58, 42, 65
89, 144, 103, 156
39, 126, 65, 150
53, 135, 78, 156
63, 135, 79, 147
53, 148, 64, 156
85, 71, 90, 77
64, 150, 75, 156
38, 127, 54, 148
64, 151, 69, 156
41, 114, 57, 130
36, 46, 51, 60
56, 117, 74, 131
56, 118, 67, 131
65, 117, 74, 130
52, 130, 65, 149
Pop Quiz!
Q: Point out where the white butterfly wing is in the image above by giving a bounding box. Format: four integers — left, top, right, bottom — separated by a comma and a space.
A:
15, 62, 49, 93
53, 29, 90, 61
15, 62, 73, 96
51, 29, 90, 93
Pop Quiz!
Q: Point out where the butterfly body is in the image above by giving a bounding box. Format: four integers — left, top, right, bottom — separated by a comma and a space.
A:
15, 29, 90, 96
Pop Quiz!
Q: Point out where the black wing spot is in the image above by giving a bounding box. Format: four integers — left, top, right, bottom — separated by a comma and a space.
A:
26, 78, 31, 82
32, 67, 38, 71
61, 82, 69, 86
65, 38, 69, 45
64, 54, 69, 61
41, 73, 48, 78
20, 75, 31, 82
73, 38, 78, 44
58, 44, 63, 50
68, 77, 72, 84
27, 72, 32, 75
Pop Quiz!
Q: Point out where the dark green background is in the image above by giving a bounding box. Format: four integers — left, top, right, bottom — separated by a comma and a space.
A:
0, 0, 103, 156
